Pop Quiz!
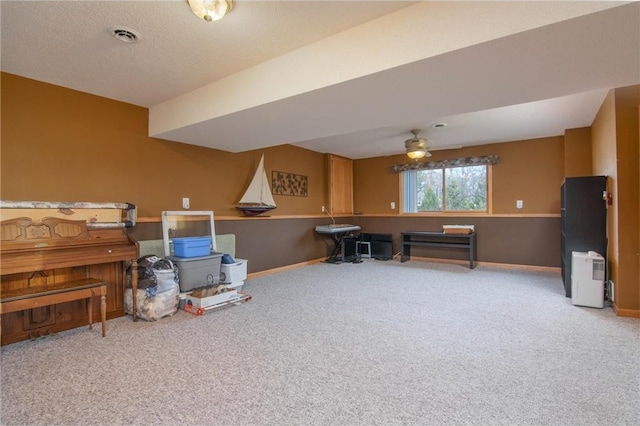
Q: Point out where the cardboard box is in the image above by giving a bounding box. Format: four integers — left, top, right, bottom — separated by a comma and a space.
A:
168, 253, 223, 292
186, 289, 238, 308
442, 225, 475, 234
220, 259, 248, 283
173, 236, 212, 258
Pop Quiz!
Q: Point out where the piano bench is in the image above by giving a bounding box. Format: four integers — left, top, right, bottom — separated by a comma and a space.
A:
0, 278, 108, 338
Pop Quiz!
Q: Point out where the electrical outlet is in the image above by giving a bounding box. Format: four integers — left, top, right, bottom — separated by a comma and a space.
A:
321, 205, 325, 212
182, 197, 190, 209
390, 201, 396, 210
516, 200, 523, 209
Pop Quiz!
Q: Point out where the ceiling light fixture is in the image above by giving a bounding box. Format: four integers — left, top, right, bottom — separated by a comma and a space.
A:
405, 129, 432, 160
188, 0, 233, 22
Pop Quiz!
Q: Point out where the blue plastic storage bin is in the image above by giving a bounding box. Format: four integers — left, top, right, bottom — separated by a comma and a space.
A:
173, 236, 212, 258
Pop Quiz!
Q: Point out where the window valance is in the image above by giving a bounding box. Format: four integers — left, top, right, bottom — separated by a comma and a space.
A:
391, 155, 499, 173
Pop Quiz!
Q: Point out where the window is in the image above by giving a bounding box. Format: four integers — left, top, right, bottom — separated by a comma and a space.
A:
403, 165, 489, 213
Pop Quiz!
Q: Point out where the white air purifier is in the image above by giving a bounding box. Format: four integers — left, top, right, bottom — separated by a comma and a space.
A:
571, 251, 605, 308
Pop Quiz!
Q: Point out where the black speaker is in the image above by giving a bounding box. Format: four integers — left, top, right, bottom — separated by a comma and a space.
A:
362, 233, 393, 260
343, 236, 359, 261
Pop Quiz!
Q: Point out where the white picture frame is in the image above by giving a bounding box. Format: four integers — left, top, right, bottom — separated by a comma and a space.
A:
161, 211, 217, 257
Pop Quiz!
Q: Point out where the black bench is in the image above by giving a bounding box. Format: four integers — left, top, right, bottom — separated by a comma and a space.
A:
400, 231, 477, 269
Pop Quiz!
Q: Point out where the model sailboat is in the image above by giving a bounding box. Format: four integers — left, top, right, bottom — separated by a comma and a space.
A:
236, 154, 277, 216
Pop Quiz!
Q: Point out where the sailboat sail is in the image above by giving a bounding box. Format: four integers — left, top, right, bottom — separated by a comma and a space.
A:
236, 155, 276, 216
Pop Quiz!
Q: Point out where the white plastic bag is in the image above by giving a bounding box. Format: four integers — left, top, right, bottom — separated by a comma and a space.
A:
124, 281, 179, 321
155, 269, 177, 294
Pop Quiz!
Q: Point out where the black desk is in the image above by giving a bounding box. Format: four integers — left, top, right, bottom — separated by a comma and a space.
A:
401, 231, 477, 269
315, 224, 361, 263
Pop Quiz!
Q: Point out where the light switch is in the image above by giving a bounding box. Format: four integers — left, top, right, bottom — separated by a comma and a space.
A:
516, 200, 523, 209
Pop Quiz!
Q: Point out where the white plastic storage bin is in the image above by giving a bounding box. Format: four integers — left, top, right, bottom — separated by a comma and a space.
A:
220, 259, 248, 284
225, 281, 244, 292
571, 251, 605, 308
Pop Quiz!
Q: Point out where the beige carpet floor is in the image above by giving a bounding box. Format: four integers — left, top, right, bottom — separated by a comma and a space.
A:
1, 259, 638, 425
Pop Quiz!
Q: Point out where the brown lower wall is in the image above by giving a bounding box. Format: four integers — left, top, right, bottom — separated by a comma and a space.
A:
351, 216, 560, 268
129, 217, 337, 273
129, 215, 561, 272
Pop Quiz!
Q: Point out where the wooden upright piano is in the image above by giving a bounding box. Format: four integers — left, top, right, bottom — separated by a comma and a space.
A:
0, 201, 139, 346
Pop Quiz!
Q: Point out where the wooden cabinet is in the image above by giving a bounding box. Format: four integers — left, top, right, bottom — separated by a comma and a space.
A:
560, 176, 607, 297
328, 154, 353, 215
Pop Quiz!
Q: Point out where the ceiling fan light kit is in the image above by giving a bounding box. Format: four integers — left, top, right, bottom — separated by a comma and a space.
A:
405, 129, 431, 159
406, 147, 427, 160
188, 0, 233, 22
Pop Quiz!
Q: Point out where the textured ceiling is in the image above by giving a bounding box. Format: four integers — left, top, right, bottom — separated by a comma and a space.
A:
2, 1, 639, 159
1, 0, 415, 106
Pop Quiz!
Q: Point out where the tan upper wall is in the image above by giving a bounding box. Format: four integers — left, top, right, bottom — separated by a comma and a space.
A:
564, 127, 592, 177
2, 72, 577, 218
592, 91, 620, 291
614, 86, 640, 313
592, 85, 640, 313
354, 136, 566, 215
0, 73, 326, 218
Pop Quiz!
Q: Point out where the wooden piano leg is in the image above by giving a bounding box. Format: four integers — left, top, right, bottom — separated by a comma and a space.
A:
131, 259, 138, 322
88, 295, 93, 330
100, 292, 107, 337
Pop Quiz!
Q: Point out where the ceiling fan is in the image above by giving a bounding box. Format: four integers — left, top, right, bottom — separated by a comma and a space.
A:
404, 129, 431, 159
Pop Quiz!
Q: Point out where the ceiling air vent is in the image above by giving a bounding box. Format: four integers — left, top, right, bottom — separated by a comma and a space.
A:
110, 27, 142, 43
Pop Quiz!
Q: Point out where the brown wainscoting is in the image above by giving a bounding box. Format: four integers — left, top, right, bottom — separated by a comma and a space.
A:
407, 256, 561, 273
248, 258, 326, 279
350, 215, 561, 268
128, 217, 343, 274
128, 215, 560, 273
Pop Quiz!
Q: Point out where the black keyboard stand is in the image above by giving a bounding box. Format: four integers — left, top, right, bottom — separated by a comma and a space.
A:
315, 225, 361, 264
326, 231, 357, 264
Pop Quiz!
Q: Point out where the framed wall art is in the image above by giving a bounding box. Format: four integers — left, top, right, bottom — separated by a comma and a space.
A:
272, 171, 308, 197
